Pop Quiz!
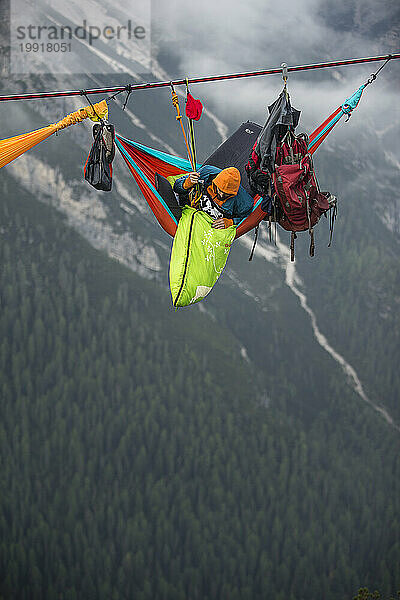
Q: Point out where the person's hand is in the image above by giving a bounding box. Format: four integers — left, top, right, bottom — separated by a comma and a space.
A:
211, 218, 225, 229
187, 171, 200, 184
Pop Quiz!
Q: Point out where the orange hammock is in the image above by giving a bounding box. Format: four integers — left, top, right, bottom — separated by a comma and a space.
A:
0, 99, 108, 170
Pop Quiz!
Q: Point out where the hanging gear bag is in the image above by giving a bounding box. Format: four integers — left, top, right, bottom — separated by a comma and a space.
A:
84, 123, 115, 191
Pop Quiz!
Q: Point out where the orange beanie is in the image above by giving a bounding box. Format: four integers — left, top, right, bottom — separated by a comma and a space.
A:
212, 167, 241, 196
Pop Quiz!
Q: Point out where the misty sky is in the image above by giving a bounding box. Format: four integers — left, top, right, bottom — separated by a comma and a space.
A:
152, 0, 399, 133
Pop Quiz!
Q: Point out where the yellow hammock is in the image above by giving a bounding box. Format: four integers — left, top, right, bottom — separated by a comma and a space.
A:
0, 99, 108, 170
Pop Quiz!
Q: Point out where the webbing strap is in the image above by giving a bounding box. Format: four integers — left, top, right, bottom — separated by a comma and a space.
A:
309, 229, 315, 257
328, 199, 338, 247
248, 225, 259, 261
290, 232, 296, 262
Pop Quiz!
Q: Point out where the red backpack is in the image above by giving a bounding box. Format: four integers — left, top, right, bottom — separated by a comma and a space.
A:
247, 127, 337, 261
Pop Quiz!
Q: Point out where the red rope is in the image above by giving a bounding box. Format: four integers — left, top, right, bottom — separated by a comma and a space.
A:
0, 54, 398, 103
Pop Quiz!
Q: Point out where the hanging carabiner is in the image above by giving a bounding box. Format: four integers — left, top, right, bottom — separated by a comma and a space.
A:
281, 63, 289, 99
281, 63, 288, 86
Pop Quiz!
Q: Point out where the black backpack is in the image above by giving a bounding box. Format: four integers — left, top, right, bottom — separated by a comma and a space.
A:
84, 123, 115, 191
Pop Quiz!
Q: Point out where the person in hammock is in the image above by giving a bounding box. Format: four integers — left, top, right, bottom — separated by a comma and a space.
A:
173, 165, 254, 229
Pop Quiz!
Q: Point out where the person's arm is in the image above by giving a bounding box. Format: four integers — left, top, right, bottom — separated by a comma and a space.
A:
174, 165, 221, 195
212, 190, 254, 227
231, 187, 255, 224
173, 173, 196, 195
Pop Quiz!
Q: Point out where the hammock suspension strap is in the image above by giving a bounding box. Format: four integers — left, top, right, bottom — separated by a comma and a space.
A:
80, 90, 105, 125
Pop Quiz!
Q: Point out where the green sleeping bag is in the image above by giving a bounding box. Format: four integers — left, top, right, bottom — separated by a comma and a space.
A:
169, 206, 236, 307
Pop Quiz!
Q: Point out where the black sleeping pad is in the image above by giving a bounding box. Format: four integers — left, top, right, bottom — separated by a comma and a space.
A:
202, 121, 262, 197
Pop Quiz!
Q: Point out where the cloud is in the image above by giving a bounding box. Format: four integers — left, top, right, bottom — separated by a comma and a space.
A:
152, 0, 399, 152
153, 0, 398, 75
